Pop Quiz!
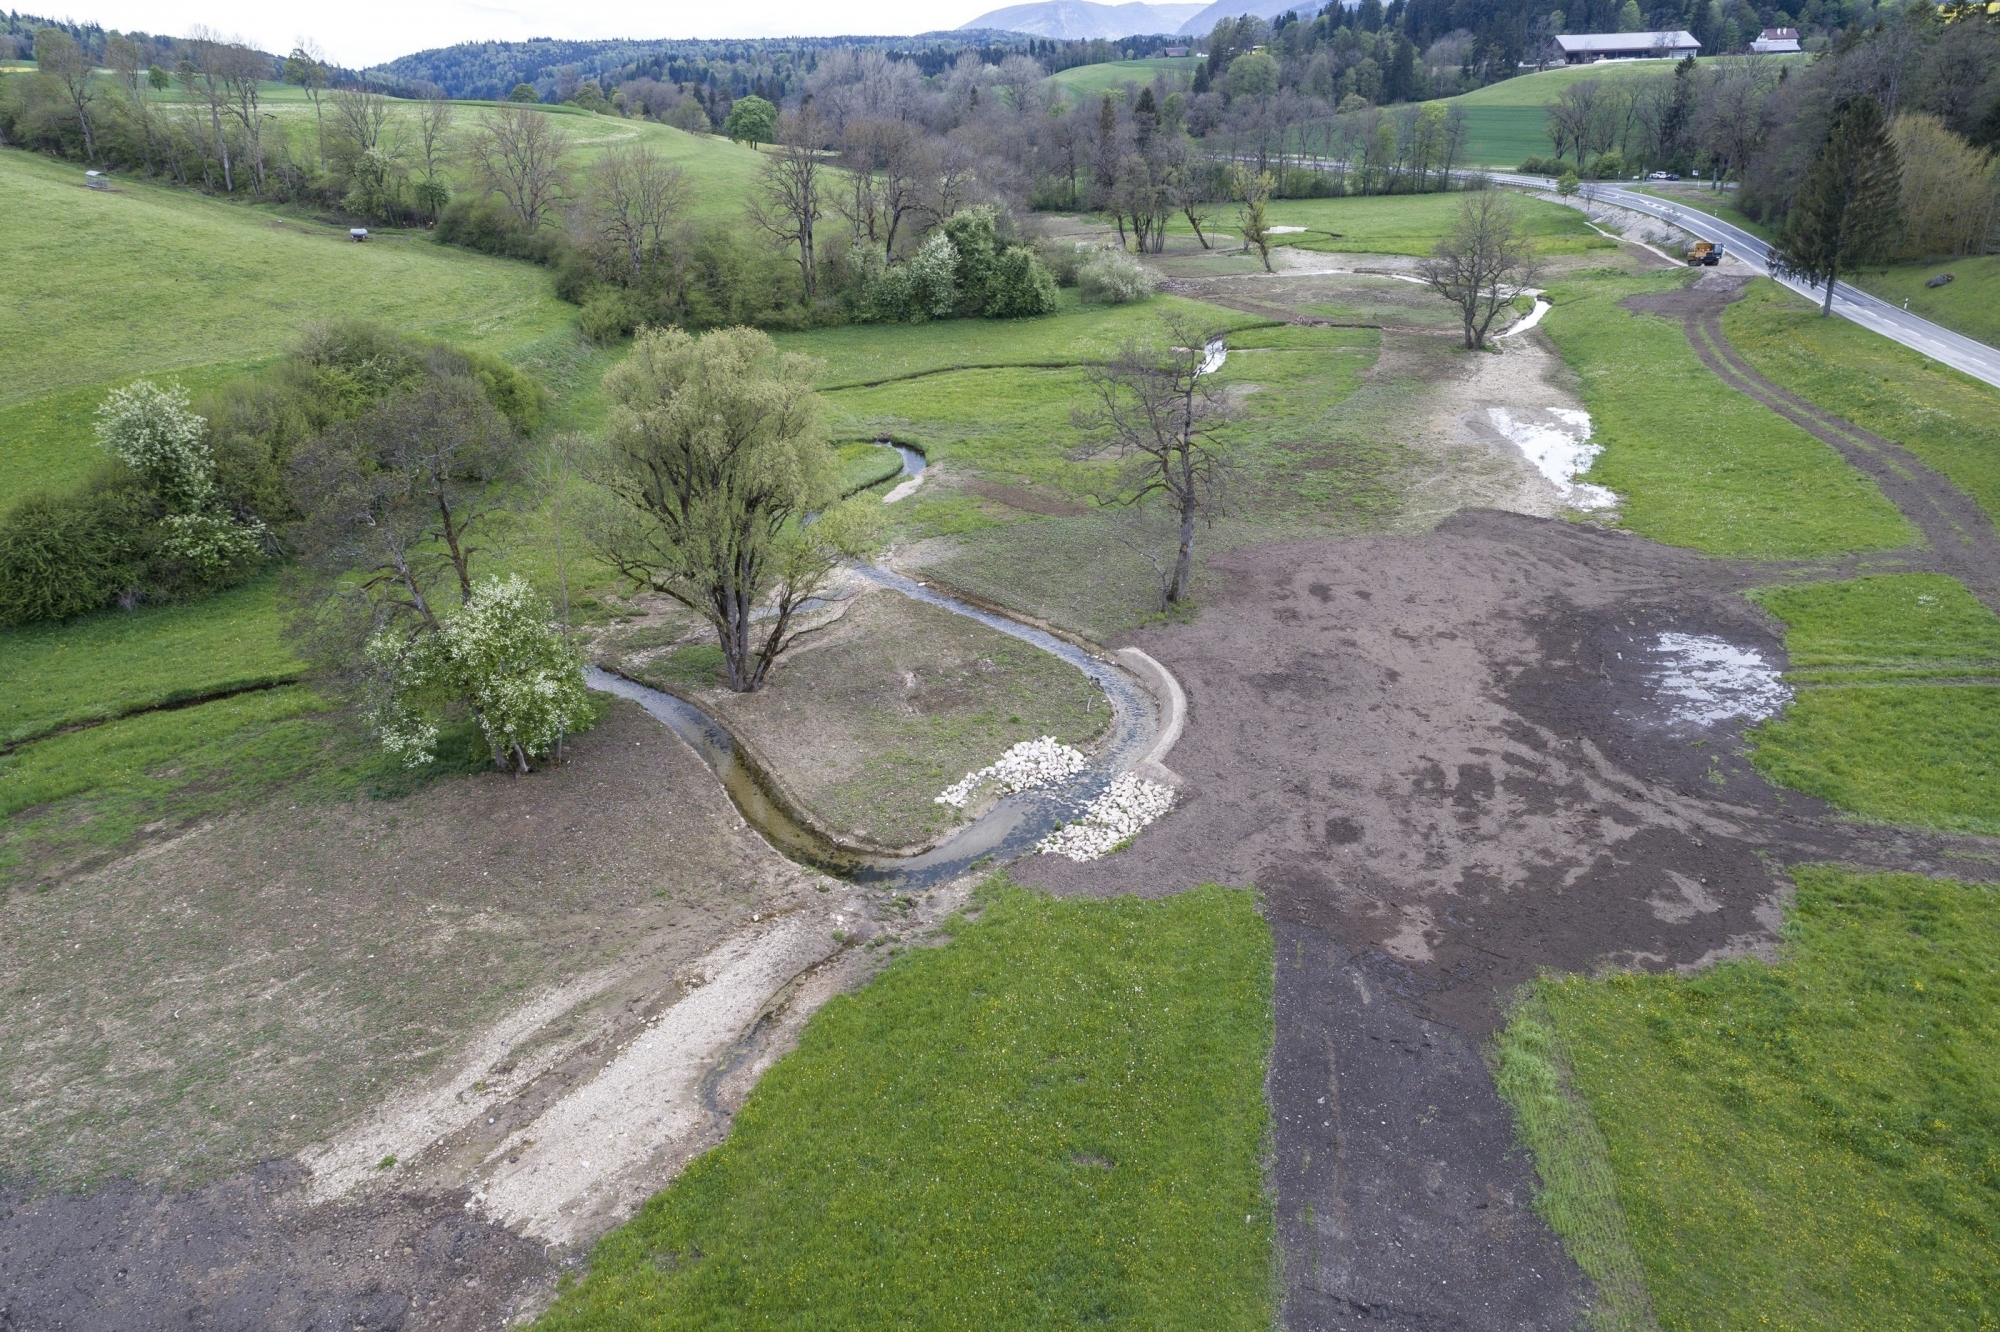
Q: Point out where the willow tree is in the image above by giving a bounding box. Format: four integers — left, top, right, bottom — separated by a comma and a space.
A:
591, 327, 846, 692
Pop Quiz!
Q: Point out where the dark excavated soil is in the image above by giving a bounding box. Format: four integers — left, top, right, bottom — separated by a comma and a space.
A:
1017, 509, 2000, 1330
0, 1163, 552, 1331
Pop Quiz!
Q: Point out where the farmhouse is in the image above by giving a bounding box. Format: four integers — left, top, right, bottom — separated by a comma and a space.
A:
1752, 26, 1802, 52
1555, 30, 1701, 61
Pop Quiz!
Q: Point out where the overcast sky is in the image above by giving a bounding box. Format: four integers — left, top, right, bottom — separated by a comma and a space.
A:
75, 1, 995, 68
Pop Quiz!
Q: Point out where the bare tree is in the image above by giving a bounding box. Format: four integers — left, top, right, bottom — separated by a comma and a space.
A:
1419, 190, 1542, 350
180, 29, 237, 191
33, 28, 97, 163
330, 86, 390, 154
286, 375, 525, 663
415, 95, 455, 182
1166, 136, 1216, 248
106, 35, 156, 169
469, 105, 572, 232
751, 108, 828, 298
1073, 316, 1233, 608
284, 40, 331, 171
220, 41, 270, 191
1544, 79, 1608, 165
583, 144, 689, 282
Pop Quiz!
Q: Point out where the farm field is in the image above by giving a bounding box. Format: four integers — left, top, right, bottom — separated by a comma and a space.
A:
1048, 55, 1202, 97
1263, 189, 1615, 256
1498, 865, 2000, 1331
1538, 270, 1913, 557
1844, 255, 2000, 353
537, 882, 1275, 1331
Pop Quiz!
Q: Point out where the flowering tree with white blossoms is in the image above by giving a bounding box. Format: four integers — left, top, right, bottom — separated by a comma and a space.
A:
95, 379, 265, 578
367, 575, 589, 772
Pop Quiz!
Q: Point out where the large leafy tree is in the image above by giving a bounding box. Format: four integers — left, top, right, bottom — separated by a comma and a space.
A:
1770, 96, 1903, 317
590, 326, 849, 693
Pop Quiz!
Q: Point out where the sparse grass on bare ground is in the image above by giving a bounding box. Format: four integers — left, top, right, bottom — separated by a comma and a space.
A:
620, 591, 1108, 848
0, 700, 790, 1192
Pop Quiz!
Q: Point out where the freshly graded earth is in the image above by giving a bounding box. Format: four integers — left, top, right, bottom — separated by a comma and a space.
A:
1016, 510, 2000, 1329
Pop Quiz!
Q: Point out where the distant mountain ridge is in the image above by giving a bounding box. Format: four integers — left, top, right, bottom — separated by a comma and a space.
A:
958, 1, 1208, 40
1171, 0, 1324, 35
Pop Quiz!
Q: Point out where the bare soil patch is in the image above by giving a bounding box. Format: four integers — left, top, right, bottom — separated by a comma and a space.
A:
0, 698, 846, 1326
623, 588, 1110, 850
1013, 510, 2000, 1328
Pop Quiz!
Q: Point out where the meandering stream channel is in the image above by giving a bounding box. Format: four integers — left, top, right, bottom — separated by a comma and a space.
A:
586, 565, 1163, 891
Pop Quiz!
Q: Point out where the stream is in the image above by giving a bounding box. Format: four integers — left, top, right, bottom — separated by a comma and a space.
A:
586, 565, 1160, 892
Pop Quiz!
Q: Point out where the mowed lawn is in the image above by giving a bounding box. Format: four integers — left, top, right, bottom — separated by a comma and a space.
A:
1498, 865, 2000, 1331
1749, 574, 2000, 837
537, 882, 1275, 1332
1540, 271, 1913, 558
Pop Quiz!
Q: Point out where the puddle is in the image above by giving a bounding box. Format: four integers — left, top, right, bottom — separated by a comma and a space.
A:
1499, 299, 1551, 337
1485, 407, 1618, 511
1647, 632, 1791, 727
1200, 336, 1227, 375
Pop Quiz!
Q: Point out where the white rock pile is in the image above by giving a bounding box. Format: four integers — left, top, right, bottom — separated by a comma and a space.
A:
1037, 772, 1177, 862
934, 736, 1088, 809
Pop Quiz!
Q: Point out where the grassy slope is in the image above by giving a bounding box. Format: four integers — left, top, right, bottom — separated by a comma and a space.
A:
1844, 255, 2000, 351
0, 575, 300, 746
1539, 271, 1913, 558
1049, 57, 1203, 98
537, 882, 1275, 1331
1500, 865, 2000, 1331
0, 147, 571, 498
1748, 574, 2000, 837
1723, 280, 2000, 523
1437, 58, 1804, 167
1264, 190, 1614, 256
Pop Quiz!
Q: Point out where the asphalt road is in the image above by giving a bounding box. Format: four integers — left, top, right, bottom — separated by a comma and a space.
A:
1494, 172, 2000, 389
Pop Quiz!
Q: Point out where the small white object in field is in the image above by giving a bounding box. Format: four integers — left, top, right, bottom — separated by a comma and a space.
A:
1037, 772, 1177, 861
1649, 633, 1791, 727
350, 227, 369, 241
1486, 407, 1618, 511
1199, 337, 1227, 376
934, 736, 1087, 808
1266, 225, 1309, 233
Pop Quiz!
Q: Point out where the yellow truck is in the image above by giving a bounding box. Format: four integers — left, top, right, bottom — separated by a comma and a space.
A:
1685, 240, 1723, 266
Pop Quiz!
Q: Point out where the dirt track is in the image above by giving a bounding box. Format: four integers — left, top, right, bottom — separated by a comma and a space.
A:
1017, 510, 2000, 1329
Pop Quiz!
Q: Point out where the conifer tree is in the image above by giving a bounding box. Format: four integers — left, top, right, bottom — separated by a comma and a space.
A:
1770, 96, 1902, 316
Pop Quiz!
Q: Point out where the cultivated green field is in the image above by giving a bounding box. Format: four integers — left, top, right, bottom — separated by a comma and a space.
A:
538, 882, 1275, 1331
1499, 864, 2000, 1331
1539, 271, 1914, 557
1049, 56, 1203, 98
1263, 189, 1615, 256
1749, 574, 2000, 836
1724, 280, 2000, 522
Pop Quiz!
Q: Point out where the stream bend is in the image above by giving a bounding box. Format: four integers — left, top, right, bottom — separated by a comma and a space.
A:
587, 565, 1162, 891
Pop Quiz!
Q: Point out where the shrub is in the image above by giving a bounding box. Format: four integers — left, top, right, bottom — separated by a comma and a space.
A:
984, 246, 1061, 318
1518, 155, 1568, 176
1585, 151, 1626, 180
0, 483, 145, 626
870, 232, 960, 322
1078, 248, 1157, 304
578, 287, 641, 344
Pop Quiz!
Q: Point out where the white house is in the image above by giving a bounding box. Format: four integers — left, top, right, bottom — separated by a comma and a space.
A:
1751, 26, 1802, 53
1555, 30, 1701, 62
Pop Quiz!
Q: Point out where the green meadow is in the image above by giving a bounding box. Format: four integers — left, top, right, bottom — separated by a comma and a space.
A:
1048, 56, 1203, 99
1538, 270, 1913, 558
537, 882, 1275, 1332
1264, 189, 1614, 255
1499, 864, 2000, 1331
1749, 574, 2000, 837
